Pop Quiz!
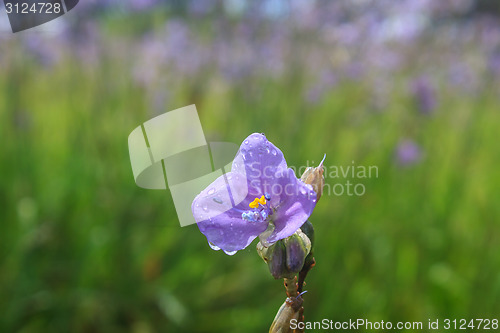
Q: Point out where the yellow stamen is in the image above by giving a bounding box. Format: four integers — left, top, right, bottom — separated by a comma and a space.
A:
249, 195, 267, 208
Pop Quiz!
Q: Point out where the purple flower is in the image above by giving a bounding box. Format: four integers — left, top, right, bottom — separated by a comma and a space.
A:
395, 140, 422, 166
187, 0, 214, 16
192, 133, 317, 255
411, 76, 437, 114
129, 0, 158, 11
489, 53, 500, 77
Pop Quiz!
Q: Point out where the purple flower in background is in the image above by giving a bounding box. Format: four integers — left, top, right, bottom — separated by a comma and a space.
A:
411, 76, 437, 114
489, 53, 500, 77
130, 0, 157, 11
305, 71, 337, 105
447, 61, 478, 93
395, 140, 422, 166
187, 0, 214, 16
192, 133, 317, 255
22, 35, 62, 68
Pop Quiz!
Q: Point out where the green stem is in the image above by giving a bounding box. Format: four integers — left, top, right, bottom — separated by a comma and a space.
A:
284, 276, 298, 298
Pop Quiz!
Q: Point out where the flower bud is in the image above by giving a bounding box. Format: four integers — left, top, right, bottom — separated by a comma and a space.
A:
257, 240, 292, 279
301, 154, 326, 201
257, 229, 312, 279
284, 229, 311, 273
299, 220, 315, 269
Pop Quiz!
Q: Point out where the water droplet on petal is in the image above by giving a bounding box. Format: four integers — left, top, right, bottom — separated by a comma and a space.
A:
266, 147, 270, 154
224, 250, 237, 256
227, 174, 232, 180
208, 241, 221, 251
208, 188, 215, 195
271, 149, 277, 156
202, 204, 208, 211
244, 140, 249, 145
213, 197, 223, 204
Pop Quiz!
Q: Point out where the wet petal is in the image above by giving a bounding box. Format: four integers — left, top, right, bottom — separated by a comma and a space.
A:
192, 171, 268, 252
197, 209, 269, 252
232, 133, 288, 191
192, 171, 248, 223
266, 168, 317, 244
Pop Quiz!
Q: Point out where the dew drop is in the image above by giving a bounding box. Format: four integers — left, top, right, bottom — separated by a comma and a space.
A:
224, 250, 237, 256
202, 204, 209, 211
213, 197, 223, 204
271, 149, 277, 156
300, 187, 307, 195
266, 146, 270, 154
208, 241, 221, 251
208, 188, 215, 195
244, 140, 249, 145
227, 174, 232, 180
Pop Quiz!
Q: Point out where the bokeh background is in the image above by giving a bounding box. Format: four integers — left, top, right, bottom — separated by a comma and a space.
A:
1, 0, 500, 332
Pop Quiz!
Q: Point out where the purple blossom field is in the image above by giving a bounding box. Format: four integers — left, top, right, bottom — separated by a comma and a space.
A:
1, 1, 500, 332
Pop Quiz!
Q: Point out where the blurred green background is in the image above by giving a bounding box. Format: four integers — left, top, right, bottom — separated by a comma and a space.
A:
1, 1, 500, 332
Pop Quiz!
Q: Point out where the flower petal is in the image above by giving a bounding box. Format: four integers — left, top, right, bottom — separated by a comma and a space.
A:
231, 133, 288, 193
192, 171, 268, 252
197, 210, 268, 252
266, 168, 317, 243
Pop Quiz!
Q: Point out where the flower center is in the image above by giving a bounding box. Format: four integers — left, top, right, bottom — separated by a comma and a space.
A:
249, 195, 267, 208
242, 193, 273, 223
